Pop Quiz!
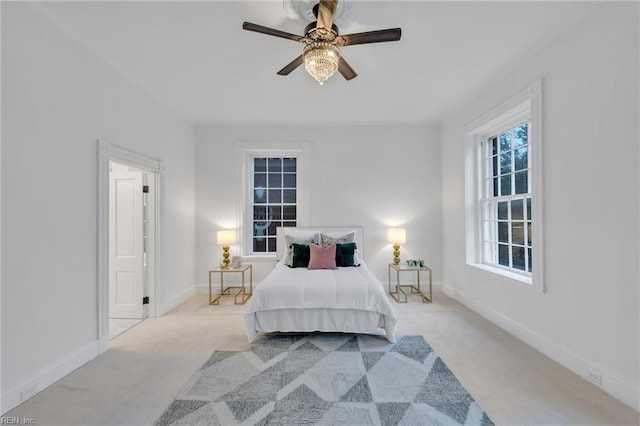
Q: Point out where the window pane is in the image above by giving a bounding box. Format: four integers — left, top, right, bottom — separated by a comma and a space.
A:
268, 158, 282, 172
268, 189, 281, 203
500, 132, 511, 152
283, 173, 296, 188
492, 156, 498, 177
527, 222, 532, 246
528, 248, 533, 272
267, 237, 277, 252
283, 206, 296, 221
283, 221, 296, 227
515, 171, 528, 194
254, 187, 267, 203
253, 237, 266, 252
514, 147, 528, 171
500, 152, 511, 174
512, 222, 525, 245
254, 158, 267, 172
283, 189, 296, 203
498, 201, 508, 220
268, 221, 278, 236
514, 123, 528, 147
253, 221, 268, 237
498, 244, 509, 267
283, 158, 296, 172
271, 206, 282, 220
493, 178, 499, 197
268, 173, 282, 188
500, 175, 511, 196
512, 246, 526, 271
253, 206, 266, 220
527, 197, 532, 220
511, 199, 524, 220
491, 137, 498, 155
498, 222, 509, 243
254, 173, 266, 188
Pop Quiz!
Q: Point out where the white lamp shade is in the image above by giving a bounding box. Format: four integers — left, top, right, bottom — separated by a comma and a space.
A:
217, 230, 236, 246
387, 228, 406, 244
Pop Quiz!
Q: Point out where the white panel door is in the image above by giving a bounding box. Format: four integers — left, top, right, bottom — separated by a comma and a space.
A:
109, 171, 144, 319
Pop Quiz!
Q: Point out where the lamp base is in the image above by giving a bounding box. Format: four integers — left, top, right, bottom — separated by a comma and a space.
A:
222, 245, 230, 268
392, 244, 400, 265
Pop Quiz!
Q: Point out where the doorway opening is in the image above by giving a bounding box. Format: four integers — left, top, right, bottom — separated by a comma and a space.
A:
97, 140, 164, 352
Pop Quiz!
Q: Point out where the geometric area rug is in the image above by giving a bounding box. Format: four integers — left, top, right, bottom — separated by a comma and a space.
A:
155, 333, 494, 426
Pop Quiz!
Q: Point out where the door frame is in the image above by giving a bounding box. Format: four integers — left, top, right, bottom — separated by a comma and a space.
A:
97, 139, 165, 353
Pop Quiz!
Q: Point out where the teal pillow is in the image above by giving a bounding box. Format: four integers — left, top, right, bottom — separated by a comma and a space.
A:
289, 243, 310, 268
336, 243, 360, 267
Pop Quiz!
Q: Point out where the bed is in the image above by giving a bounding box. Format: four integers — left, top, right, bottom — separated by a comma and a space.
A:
244, 227, 397, 342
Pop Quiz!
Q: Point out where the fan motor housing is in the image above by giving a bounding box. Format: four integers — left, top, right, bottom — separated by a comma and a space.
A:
305, 22, 339, 40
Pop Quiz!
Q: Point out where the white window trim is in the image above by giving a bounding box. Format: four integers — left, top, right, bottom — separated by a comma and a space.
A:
464, 79, 545, 293
236, 143, 311, 259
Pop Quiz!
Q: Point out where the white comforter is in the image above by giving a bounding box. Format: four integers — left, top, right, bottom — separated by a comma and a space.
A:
244, 261, 397, 342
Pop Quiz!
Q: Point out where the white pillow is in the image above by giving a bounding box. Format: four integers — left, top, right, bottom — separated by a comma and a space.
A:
320, 230, 357, 245
320, 230, 362, 263
282, 230, 320, 265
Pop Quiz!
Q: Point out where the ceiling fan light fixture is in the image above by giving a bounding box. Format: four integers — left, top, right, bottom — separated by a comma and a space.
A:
303, 42, 340, 85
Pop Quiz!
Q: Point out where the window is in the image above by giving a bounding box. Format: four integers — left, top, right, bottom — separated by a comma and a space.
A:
240, 145, 309, 257
250, 156, 297, 254
481, 122, 532, 273
465, 80, 544, 291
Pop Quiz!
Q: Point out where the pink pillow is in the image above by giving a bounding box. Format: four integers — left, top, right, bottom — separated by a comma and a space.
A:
308, 243, 337, 270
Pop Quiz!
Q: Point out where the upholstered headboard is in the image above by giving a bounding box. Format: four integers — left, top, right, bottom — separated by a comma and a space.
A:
275, 226, 364, 261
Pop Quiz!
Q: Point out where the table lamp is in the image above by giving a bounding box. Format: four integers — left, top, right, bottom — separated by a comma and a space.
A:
217, 230, 236, 268
387, 228, 406, 265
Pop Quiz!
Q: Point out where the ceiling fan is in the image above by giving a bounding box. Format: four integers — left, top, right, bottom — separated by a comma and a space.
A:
242, 0, 401, 85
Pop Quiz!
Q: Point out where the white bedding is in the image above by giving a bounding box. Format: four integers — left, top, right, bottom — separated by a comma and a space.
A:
244, 260, 397, 342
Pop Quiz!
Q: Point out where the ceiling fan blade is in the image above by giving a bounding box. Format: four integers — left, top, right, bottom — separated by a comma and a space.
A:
277, 55, 304, 76
242, 22, 303, 42
338, 57, 357, 81
316, 0, 337, 31
338, 28, 402, 46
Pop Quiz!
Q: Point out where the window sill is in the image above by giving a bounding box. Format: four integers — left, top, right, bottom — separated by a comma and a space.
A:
468, 263, 533, 286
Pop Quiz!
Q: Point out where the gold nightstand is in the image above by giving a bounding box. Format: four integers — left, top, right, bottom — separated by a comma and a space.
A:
208, 264, 253, 305
388, 263, 432, 303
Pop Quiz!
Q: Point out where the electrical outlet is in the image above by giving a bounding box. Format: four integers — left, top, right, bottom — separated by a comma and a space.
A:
20, 384, 38, 401
586, 369, 602, 386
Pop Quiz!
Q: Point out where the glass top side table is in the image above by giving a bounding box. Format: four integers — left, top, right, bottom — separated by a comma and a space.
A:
208, 264, 253, 305
388, 263, 432, 303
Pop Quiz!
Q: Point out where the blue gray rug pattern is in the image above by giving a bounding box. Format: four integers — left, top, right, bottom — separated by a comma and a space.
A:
156, 333, 494, 425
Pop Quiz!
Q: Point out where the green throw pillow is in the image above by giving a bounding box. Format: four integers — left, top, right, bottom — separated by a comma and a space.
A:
290, 243, 310, 268
335, 242, 359, 267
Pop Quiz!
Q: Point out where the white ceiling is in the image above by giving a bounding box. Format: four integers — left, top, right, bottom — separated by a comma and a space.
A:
35, 1, 596, 124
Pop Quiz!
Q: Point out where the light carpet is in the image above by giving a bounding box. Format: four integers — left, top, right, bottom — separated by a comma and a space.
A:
156, 333, 494, 425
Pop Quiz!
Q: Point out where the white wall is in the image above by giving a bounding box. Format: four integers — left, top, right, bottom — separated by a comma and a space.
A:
1, 3, 196, 412
441, 2, 639, 409
195, 123, 442, 287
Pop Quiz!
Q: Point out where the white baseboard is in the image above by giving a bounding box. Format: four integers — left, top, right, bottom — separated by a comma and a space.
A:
159, 285, 196, 316
1, 340, 100, 415
195, 284, 209, 294
2, 284, 197, 415
442, 283, 639, 413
